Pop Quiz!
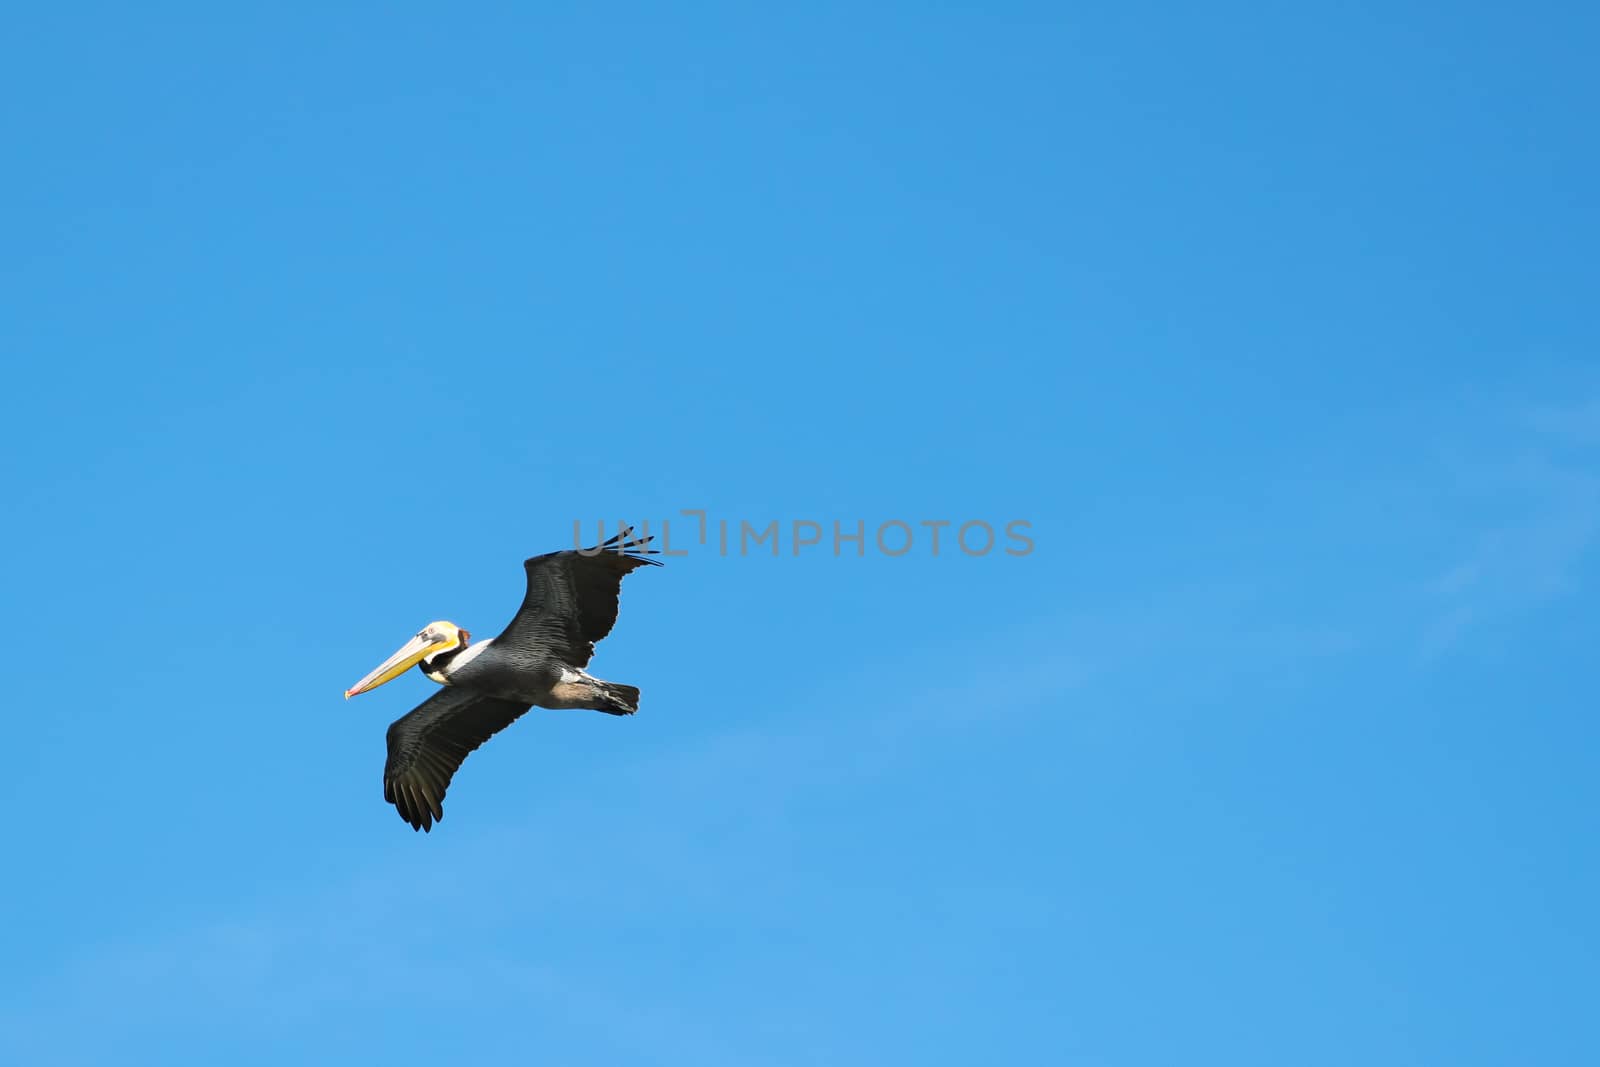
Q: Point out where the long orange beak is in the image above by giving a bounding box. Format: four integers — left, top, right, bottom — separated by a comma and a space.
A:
344, 632, 447, 698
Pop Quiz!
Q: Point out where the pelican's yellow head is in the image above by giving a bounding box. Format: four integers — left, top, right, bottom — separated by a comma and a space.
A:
344, 621, 470, 698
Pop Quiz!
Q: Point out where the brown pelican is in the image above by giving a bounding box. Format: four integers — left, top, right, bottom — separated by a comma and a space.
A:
344, 528, 662, 832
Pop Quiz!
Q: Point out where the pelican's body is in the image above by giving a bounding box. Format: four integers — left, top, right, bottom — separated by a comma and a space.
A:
400, 633, 628, 710
344, 529, 661, 832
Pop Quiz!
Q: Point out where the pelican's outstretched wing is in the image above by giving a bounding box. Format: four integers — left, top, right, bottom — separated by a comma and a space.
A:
493, 527, 662, 668
383, 686, 533, 832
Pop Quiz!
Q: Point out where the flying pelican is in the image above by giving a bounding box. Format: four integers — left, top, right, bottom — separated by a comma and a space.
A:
344, 528, 662, 832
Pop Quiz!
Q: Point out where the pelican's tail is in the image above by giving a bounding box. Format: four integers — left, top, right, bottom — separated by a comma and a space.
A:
595, 681, 640, 716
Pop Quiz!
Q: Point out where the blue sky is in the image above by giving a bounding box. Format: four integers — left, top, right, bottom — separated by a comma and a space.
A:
2, 3, 1597, 1063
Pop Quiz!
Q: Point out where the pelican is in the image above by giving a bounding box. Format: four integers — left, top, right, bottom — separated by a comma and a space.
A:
345, 528, 662, 832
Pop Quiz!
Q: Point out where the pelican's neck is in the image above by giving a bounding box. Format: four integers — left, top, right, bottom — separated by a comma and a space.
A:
424, 638, 492, 684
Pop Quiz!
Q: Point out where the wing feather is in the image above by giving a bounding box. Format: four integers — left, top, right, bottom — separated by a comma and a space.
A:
382, 686, 533, 832
493, 526, 662, 668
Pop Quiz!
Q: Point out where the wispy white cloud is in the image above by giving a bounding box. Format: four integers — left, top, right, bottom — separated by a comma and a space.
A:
1422, 392, 1600, 654
1526, 396, 1600, 446
0, 588, 1367, 1066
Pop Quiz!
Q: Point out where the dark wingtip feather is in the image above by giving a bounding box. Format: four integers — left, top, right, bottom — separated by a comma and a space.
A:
539, 527, 666, 568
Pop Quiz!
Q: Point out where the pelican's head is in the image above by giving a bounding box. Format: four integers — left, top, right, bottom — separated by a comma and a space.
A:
344, 621, 471, 698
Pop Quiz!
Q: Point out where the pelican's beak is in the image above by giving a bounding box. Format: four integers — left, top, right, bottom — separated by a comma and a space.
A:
344, 633, 447, 698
